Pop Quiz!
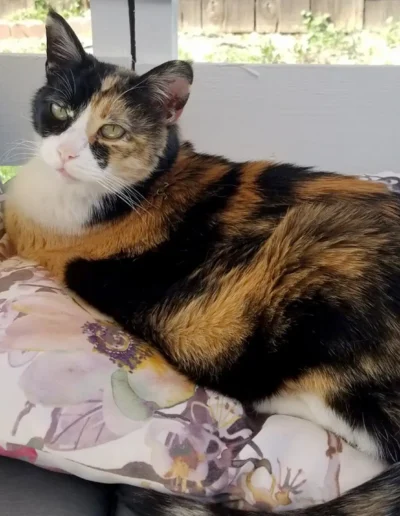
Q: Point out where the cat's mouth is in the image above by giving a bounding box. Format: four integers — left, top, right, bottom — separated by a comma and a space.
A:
57, 167, 77, 182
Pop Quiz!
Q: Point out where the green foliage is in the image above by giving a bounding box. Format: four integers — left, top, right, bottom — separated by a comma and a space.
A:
195, 10, 400, 65
384, 17, 400, 49
205, 45, 261, 64
201, 38, 281, 64
0, 167, 18, 183
178, 48, 193, 62
10, 0, 88, 22
294, 11, 361, 64
260, 40, 282, 64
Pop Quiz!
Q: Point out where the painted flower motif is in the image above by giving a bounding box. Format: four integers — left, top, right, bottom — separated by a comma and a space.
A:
144, 401, 234, 496
101, 354, 196, 437
233, 458, 307, 511
15, 346, 194, 450
0, 291, 106, 355
0, 266, 71, 366
0, 275, 195, 449
82, 321, 153, 371
205, 392, 253, 442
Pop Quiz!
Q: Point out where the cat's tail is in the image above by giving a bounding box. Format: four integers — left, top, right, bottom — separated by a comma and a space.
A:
117, 462, 400, 516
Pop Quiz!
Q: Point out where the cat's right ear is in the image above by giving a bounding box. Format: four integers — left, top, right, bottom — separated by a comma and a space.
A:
45, 9, 86, 74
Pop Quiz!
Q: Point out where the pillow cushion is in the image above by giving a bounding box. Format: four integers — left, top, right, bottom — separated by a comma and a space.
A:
0, 175, 391, 511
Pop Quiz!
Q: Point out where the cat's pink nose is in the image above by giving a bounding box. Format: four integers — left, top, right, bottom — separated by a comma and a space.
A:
58, 145, 78, 163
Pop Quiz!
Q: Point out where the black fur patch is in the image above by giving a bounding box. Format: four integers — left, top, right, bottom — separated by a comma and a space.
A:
89, 126, 181, 225
90, 140, 109, 169
66, 165, 241, 320
32, 58, 116, 137
114, 466, 400, 516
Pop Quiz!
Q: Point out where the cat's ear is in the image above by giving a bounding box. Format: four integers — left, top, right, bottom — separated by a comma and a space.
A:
45, 9, 86, 72
141, 60, 193, 124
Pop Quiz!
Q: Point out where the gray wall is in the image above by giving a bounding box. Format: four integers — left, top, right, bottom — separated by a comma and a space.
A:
1, 55, 400, 175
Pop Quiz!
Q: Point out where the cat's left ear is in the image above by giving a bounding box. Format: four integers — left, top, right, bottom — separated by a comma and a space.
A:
45, 9, 86, 73
142, 60, 193, 124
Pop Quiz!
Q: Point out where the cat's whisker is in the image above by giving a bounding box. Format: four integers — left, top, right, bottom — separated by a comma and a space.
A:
69, 69, 77, 96
19, 114, 33, 124
103, 173, 152, 206
0, 143, 36, 165
12, 138, 38, 146
47, 86, 69, 103
2, 151, 36, 161
0, 143, 36, 159
70, 166, 140, 213
95, 178, 139, 213
11, 141, 38, 151
108, 75, 150, 113
93, 174, 147, 215
61, 71, 73, 98
100, 176, 151, 215
53, 71, 72, 100
4, 139, 38, 150
0, 153, 35, 166
101, 181, 139, 208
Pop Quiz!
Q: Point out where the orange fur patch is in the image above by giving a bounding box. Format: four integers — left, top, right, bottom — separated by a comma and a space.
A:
296, 175, 386, 200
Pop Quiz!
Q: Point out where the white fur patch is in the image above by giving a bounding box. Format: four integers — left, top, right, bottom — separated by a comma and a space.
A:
9, 156, 104, 234
8, 105, 122, 234
256, 392, 380, 458
39, 106, 101, 183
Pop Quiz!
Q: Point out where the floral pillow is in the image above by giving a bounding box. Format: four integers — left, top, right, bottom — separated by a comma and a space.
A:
0, 178, 389, 512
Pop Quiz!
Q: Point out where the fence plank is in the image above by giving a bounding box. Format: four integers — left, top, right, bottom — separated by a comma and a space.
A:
311, 0, 364, 30
180, 0, 202, 32
202, 0, 225, 32
256, 0, 279, 32
278, 0, 311, 32
49, 0, 75, 8
202, 0, 255, 33
365, 0, 400, 28
183, 0, 400, 34
0, 0, 34, 17
225, 0, 255, 32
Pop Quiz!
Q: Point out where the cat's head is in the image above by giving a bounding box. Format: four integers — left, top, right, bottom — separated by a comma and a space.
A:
33, 10, 193, 189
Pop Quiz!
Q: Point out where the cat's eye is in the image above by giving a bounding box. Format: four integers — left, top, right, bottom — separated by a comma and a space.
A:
51, 103, 70, 121
100, 124, 126, 140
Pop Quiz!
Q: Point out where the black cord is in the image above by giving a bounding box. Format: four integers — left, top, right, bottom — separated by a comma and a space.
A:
127, 0, 136, 70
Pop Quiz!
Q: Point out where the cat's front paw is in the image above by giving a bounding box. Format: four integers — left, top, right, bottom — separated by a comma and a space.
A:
65, 258, 115, 314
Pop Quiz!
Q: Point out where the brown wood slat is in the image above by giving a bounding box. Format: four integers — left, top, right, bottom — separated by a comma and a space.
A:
0, 0, 34, 18
224, 0, 255, 33
311, 0, 364, 30
180, 0, 203, 32
256, 0, 279, 32
202, 0, 225, 33
365, 0, 400, 28
278, 0, 311, 33
202, 0, 255, 33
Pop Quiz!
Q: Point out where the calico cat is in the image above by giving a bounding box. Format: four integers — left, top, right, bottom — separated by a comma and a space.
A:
5, 10, 400, 516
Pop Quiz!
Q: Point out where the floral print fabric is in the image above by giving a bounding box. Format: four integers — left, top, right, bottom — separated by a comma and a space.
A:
0, 176, 392, 511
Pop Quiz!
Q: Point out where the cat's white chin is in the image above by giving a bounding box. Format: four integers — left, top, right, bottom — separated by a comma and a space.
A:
8, 156, 105, 235
57, 166, 79, 182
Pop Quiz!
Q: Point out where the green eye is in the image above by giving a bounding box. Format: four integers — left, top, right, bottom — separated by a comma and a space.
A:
100, 124, 126, 140
51, 103, 70, 121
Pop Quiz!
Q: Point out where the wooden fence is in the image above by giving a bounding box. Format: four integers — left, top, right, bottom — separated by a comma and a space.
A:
180, 0, 400, 33
0, 0, 89, 18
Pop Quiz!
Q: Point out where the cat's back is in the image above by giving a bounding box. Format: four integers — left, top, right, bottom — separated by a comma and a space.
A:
231, 161, 395, 223
216, 160, 400, 258
212, 160, 400, 343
